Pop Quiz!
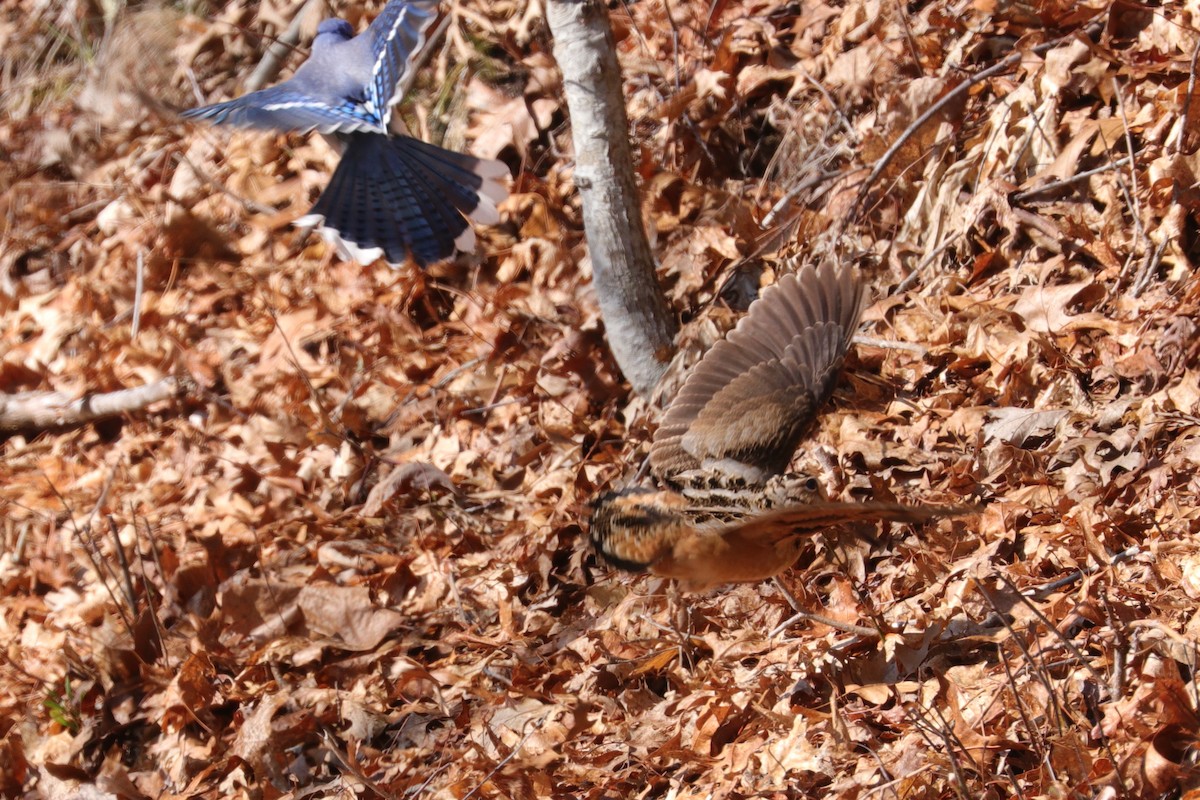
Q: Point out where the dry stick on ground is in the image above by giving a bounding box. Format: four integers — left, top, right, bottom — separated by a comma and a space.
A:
761, 168, 845, 228
139, 516, 176, 674
851, 25, 1105, 223
987, 575, 1114, 695
131, 249, 145, 339
173, 154, 277, 216
783, 547, 1145, 644
1024, 545, 1141, 600
1176, 33, 1200, 158
244, 0, 323, 92
1110, 75, 1155, 295
106, 516, 138, 613
770, 578, 882, 638
1132, 238, 1168, 297
903, 701, 978, 798
851, 52, 1024, 217
546, 0, 678, 397
0, 376, 182, 431
995, 639, 1051, 765
43, 477, 135, 636
318, 728, 392, 800
1011, 154, 1135, 203
986, 589, 1131, 797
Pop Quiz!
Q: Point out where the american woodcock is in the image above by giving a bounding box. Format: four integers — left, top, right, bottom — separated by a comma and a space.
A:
590, 261, 974, 592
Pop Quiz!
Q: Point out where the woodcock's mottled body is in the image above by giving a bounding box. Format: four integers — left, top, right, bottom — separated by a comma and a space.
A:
590, 262, 973, 592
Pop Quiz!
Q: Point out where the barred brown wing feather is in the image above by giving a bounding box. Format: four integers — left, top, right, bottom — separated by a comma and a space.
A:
650, 262, 865, 482
680, 324, 841, 477
731, 500, 979, 542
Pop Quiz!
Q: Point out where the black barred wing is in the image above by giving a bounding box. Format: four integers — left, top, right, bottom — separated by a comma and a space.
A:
650, 262, 865, 483
363, 0, 440, 126
180, 85, 383, 134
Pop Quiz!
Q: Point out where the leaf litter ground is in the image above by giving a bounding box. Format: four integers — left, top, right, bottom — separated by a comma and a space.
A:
3, 0, 1200, 797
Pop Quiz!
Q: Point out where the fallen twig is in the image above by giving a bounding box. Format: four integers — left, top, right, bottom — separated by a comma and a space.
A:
1011, 154, 1135, 204
244, 0, 323, 92
853, 24, 1105, 219
851, 335, 928, 356
1176, 33, 1200, 157
0, 377, 182, 431
1025, 545, 1142, 600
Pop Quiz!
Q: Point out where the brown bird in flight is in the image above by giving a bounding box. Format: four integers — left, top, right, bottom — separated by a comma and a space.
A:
591, 487, 970, 592
590, 262, 974, 595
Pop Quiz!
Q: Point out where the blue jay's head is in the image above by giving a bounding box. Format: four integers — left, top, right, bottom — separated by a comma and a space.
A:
316, 18, 354, 40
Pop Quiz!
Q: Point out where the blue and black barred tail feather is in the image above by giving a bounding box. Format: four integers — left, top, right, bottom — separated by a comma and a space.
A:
296, 132, 510, 267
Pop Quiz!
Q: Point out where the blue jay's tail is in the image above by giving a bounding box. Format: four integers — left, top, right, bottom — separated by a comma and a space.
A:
296, 132, 509, 267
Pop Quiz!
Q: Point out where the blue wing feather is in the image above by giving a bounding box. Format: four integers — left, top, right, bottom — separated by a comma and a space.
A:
181, 85, 383, 134
182, 0, 509, 268
363, 0, 439, 126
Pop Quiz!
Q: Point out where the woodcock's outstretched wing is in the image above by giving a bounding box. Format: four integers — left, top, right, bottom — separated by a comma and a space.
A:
649, 261, 865, 484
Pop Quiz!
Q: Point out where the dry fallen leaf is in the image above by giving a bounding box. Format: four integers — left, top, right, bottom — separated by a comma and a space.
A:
4, 0, 1200, 796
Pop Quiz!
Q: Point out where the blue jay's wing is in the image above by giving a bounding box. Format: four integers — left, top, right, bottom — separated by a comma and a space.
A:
296, 132, 509, 267
180, 84, 382, 133
361, 0, 440, 126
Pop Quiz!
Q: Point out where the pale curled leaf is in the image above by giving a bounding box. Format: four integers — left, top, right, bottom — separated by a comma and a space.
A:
983, 408, 1069, 447
297, 584, 407, 651
360, 461, 457, 515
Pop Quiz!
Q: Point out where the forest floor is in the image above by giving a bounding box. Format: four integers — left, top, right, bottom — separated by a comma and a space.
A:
3, 0, 1200, 797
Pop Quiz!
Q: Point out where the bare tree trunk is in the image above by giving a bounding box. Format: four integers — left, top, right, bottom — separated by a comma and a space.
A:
546, 0, 677, 397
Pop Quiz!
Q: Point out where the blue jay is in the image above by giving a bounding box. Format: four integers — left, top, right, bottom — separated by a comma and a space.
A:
181, 0, 508, 267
